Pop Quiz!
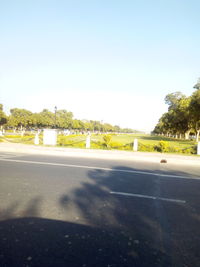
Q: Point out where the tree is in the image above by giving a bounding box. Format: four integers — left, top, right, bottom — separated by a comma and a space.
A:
113, 125, 120, 132
72, 119, 82, 130
103, 123, 114, 132
8, 108, 33, 129
56, 110, 73, 129
165, 92, 186, 110
189, 89, 200, 141
193, 78, 200, 90
35, 109, 54, 128
90, 120, 101, 132
154, 93, 192, 139
0, 104, 7, 127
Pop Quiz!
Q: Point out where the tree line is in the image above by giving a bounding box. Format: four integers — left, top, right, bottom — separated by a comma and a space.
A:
0, 105, 139, 133
153, 79, 200, 141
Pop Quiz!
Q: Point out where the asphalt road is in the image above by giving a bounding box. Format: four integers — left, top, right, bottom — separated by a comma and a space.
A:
0, 152, 200, 267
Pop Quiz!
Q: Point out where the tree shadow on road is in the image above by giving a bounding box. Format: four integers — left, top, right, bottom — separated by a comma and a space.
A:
59, 166, 200, 267
0, 166, 200, 267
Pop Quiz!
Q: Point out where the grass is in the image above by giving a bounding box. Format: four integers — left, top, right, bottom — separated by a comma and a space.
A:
91, 134, 196, 148
3, 134, 36, 145
56, 133, 197, 153
2, 132, 198, 154
135, 135, 196, 150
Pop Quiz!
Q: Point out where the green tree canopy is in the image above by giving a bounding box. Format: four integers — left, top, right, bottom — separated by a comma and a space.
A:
0, 104, 7, 126
8, 108, 33, 129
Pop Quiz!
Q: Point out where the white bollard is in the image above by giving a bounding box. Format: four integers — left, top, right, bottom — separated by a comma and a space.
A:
86, 135, 91, 148
133, 139, 138, 152
34, 133, 39, 145
197, 142, 200, 155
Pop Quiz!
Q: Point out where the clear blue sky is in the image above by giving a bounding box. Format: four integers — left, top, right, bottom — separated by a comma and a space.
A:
0, 0, 200, 131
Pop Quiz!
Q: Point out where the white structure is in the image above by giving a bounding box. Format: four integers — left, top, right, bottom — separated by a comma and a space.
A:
133, 139, 138, 152
34, 133, 39, 145
0, 131, 3, 136
43, 129, 57, 146
197, 142, 200, 155
86, 135, 91, 148
21, 130, 25, 137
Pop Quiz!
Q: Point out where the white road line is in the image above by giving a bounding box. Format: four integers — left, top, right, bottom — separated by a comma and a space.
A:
110, 191, 186, 204
0, 153, 23, 159
0, 158, 199, 180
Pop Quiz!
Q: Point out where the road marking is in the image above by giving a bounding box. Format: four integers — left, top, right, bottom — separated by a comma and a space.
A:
0, 153, 23, 159
110, 191, 186, 204
0, 158, 199, 180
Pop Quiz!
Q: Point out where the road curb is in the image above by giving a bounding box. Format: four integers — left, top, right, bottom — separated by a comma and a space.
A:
0, 143, 200, 166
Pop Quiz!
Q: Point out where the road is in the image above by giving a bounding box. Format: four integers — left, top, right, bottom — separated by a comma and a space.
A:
0, 152, 200, 267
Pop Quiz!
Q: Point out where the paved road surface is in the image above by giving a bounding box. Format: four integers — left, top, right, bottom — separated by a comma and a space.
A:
0, 152, 200, 267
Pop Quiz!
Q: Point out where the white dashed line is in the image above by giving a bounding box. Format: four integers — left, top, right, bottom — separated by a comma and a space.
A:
0, 158, 199, 180
110, 191, 186, 204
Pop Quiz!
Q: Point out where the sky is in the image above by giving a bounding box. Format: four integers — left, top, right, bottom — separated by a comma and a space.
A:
0, 0, 200, 132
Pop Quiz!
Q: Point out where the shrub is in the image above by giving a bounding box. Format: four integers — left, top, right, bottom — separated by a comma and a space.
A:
109, 141, 133, 150
110, 142, 123, 149
154, 141, 169, 152
138, 143, 155, 152
91, 141, 104, 149
122, 143, 133, 151
103, 135, 112, 148
24, 132, 33, 136
58, 136, 67, 146
167, 146, 182, 153
182, 145, 197, 154
5, 135, 22, 138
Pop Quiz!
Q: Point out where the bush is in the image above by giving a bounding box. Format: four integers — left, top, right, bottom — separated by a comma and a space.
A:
110, 141, 124, 149
154, 141, 169, 152
181, 145, 197, 154
167, 146, 182, 153
138, 143, 155, 152
58, 136, 67, 146
91, 141, 103, 149
122, 143, 133, 151
5, 135, 22, 138
103, 135, 112, 148
24, 132, 33, 136
57, 135, 85, 148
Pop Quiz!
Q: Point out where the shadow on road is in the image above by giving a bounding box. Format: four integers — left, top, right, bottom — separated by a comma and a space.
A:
0, 165, 200, 267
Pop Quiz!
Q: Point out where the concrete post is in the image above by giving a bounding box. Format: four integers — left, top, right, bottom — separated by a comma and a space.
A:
86, 135, 91, 149
133, 139, 138, 152
34, 133, 39, 145
21, 130, 25, 137
197, 142, 200, 155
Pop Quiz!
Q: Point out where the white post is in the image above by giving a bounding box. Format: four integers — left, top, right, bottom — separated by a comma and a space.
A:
86, 135, 91, 148
34, 133, 39, 145
21, 130, 25, 137
197, 142, 200, 155
133, 139, 138, 152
